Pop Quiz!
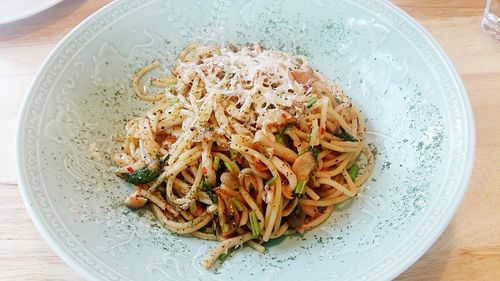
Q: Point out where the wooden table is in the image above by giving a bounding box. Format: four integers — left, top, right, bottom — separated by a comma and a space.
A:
1, 0, 499, 280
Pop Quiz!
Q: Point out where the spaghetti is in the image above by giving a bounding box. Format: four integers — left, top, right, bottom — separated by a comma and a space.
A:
114, 43, 374, 269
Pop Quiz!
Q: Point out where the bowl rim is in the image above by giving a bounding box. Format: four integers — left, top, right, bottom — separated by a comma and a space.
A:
15, 0, 476, 280
16, 2, 121, 280
372, 2, 475, 280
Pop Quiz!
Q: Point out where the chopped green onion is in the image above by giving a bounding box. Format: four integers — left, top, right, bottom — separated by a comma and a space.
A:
223, 160, 234, 172
214, 155, 221, 170
265, 176, 277, 186
348, 163, 360, 181
305, 97, 318, 108
295, 180, 306, 194
222, 223, 229, 232
232, 198, 244, 212
275, 133, 285, 144
249, 211, 260, 236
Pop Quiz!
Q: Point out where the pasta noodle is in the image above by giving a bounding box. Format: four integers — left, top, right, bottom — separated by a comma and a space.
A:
115, 43, 374, 269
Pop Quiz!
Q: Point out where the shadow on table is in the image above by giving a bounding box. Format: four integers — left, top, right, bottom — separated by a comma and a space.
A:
395, 223, 456, 281
0, 0, 88, 41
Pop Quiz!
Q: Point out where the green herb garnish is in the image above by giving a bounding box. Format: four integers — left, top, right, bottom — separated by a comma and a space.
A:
125, 167, 160, 184
124, 154, 170, 184
336, 127, 356, 142
348, 163, 360, 181
125, 154, 170, 184
309, 146, 318, 164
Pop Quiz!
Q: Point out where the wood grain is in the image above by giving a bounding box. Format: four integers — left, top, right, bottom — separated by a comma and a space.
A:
1, 0, 499, 280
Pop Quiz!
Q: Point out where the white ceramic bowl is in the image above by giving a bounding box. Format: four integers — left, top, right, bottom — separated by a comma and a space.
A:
17, 1, 475, 280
